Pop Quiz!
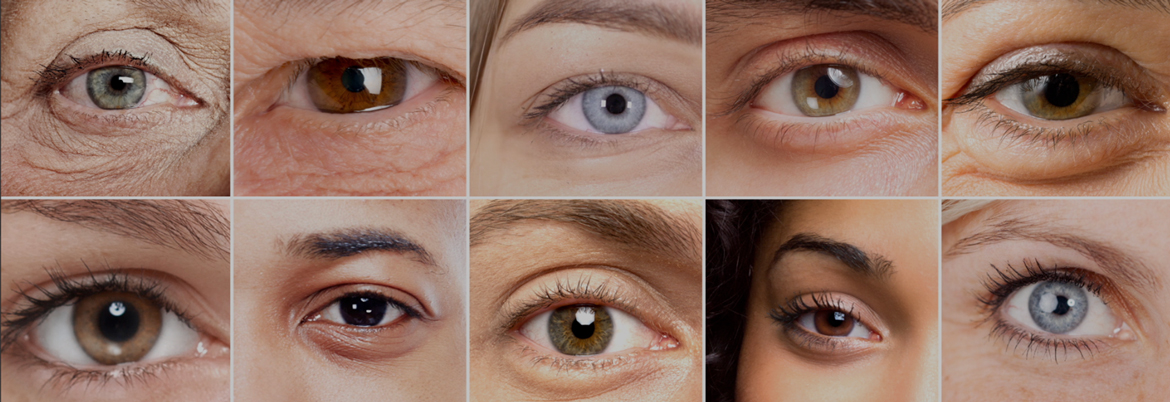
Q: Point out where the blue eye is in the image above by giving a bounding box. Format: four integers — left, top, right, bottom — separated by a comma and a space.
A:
1027, 281, 1089, 334
581, 86, 646, 134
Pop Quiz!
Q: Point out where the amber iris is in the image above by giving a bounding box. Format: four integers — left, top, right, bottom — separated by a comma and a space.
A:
1021, 73, 1100, 120
813, 309, 855, 336
792, 64, 861, 117
548, 305, 613, 355
307, 57, 408, 113
72, 291, 163, 364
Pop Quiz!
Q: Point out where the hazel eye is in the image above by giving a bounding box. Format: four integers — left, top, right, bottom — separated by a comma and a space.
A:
795, 308, 874, 338
289, 56, 439, 114
33, 292, 198, 366
755, 64, 897, 117
1002, 281, 1119, 335
994, 73, 1129, 121
518, 305, 668, 356
546, 86, 684, 134
318, 294, 407, 327
60, 66, 196, 110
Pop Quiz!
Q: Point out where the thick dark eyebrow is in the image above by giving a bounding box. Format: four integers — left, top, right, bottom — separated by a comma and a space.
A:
501, 0, 702, 46
281, 228, 436, 266
771, 233, 894, 280
470, 200, 700, 262
708, 0, 938, 33
943, 0, 1170, 19
0, 200, 229, 261
945, 216, 1159, 290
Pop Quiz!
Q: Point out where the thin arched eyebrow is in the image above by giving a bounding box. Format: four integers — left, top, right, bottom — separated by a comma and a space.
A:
501, 0, 703, 46
769, 233, 896, 280
943, 0, 1170, 19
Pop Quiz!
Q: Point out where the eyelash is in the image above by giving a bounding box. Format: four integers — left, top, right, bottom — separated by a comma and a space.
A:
977, 259, 1108, 360
719, 49, 886, 116
34, 50, 157, 97
522, 71, 658, 124
303, 290, 427, 325
768, 292, 863, 351
0, 268, 193, 388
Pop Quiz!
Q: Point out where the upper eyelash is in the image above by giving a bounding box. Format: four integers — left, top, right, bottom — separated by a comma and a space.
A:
768, 292, 856, 326
302, 290, 427, 324
521, 71, 655, 123
499, 275, 626, 333
0, 266, 190, 355
33, 50, 154, 96
717, 49, 885, 117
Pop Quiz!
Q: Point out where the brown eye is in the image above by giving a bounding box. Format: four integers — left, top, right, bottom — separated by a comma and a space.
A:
1020, 73, 1100, 120
813, 309, 855, 336
548, 305, 614, 355
72, 291, 163, 364
791, 64, 861, 116
307, 57, 409, 114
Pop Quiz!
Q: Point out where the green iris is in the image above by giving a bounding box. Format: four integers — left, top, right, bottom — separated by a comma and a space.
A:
548, 305, 613, 355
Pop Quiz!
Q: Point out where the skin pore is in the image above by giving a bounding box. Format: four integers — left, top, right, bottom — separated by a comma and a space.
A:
471, 0, 702, 196
233, 0, 466, 196
0, 0, 230, 196
469, 200, 702, 400
234, 200, 466, 402
738, 200, 939, 401
941, 0, 1170, 195
942, 201, 1170, 401
0, 200, 230, 401
706, 0, 939, 196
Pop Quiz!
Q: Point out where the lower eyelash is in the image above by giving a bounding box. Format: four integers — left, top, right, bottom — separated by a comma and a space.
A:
954, 101, 1123, 148
987, 320, 1105, 363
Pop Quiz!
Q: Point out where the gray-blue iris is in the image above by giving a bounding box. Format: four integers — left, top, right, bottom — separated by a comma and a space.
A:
582, 86, 646, 134
87, 66, 147, 109
1027, 281, 1089, 334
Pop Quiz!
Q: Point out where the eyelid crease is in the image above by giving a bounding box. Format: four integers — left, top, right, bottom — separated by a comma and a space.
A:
499, 275, 635, 334
34, 49, 203, 107
769, 291, 883, 337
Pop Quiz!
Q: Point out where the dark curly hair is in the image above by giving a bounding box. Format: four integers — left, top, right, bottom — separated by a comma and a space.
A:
706, 200, 784, 402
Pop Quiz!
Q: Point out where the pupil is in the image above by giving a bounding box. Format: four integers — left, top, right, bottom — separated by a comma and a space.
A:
829, 311, 846, 327
571, 317, 595, 339
1044, 74, 1079, 108
341, 67, 367, 93
109, 75, 129, 93
1052, 295, 1071, 315
814, 75, 839, 99
339, 296, 387, 326
605, 93, 627, 115
98, 301, 140, 343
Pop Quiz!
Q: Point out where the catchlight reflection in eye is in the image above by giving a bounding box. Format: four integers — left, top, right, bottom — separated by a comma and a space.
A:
1003, 280, 1131, 338
995, 73, 1128, 121
547, 86, 685, 135
519, 304, 678, 356
754, 64, 921, 117
34, 291, 199, 366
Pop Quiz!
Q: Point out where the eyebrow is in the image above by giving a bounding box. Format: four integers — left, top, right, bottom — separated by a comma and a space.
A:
281, 228, 437, 266
945, 216, 1160, 290
470, 200, 700, 262
770, 233, 895, 280
943, 0, 1170, 18
501, 0, 702, 45
0, 200, 229, 261
708, 0, 938, 33
241, 0, 463, 18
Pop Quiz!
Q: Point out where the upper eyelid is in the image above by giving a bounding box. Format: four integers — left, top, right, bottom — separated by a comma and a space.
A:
520, 72, 690, 125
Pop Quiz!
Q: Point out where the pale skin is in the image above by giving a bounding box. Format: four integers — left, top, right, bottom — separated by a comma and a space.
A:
234, 200, 466, 402
737, 200, 939, 401
705, 1, 939, 196
941, 0, 1170, 195
471, 0, 703, 196
0, 200, 231, 401
942, 201, 1170, 401
0, 0, 230, 196
233, 0, 467, 196
469, 199, 703, 400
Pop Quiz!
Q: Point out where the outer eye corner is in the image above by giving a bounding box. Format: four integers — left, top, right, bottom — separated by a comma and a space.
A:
754, 64, 901, 118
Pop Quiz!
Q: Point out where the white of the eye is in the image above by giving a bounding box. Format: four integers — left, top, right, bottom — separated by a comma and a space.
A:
60, 70, 185, 109
796, 311, 873, 338
519, 307, 659, 355
756, 69, 896, 117
320, 300, 403, 326
35, 303, 198, 366
547, 91, 678, 134
287, 61, 440, 113
1004, 282, 1117, 336
995, 82, 1128, 119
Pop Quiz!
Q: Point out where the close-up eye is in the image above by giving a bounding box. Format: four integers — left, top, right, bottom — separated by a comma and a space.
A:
770, 291, 884, 354
545, 85, 686, 135
58, 64, 198, 111
312, 293, 419, 327
999, 279, 1118, 336
754, 64, 900, 118
283, 57, 444, 114
518, 304, 664, 356
794, 308, 875, 338
993, 73, 1129, 121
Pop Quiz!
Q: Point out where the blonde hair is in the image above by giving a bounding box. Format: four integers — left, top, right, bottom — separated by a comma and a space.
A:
470, 0, 507, 112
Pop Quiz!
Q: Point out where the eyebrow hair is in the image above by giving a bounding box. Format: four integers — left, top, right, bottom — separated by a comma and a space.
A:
0, 200, 229, 261
281, 228, 436, 266
770, 233, 895, 280
501, 0, 702, 45
470, 200, 700, 262
708, 0, 938, 33
943, 0, 1170, 18
945, 216, 1160, 290
240, 0, 463, 18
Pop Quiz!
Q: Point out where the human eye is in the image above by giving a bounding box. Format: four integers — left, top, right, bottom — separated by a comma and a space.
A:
280, 57, 447, 114
769, 292, 883, 356
526, 73, 692, 138
977, 260, 1133, 360
303, 287, 426, 329
754, 64, 908, 118
52, 51, 199, 111
0, 270, 225, 387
